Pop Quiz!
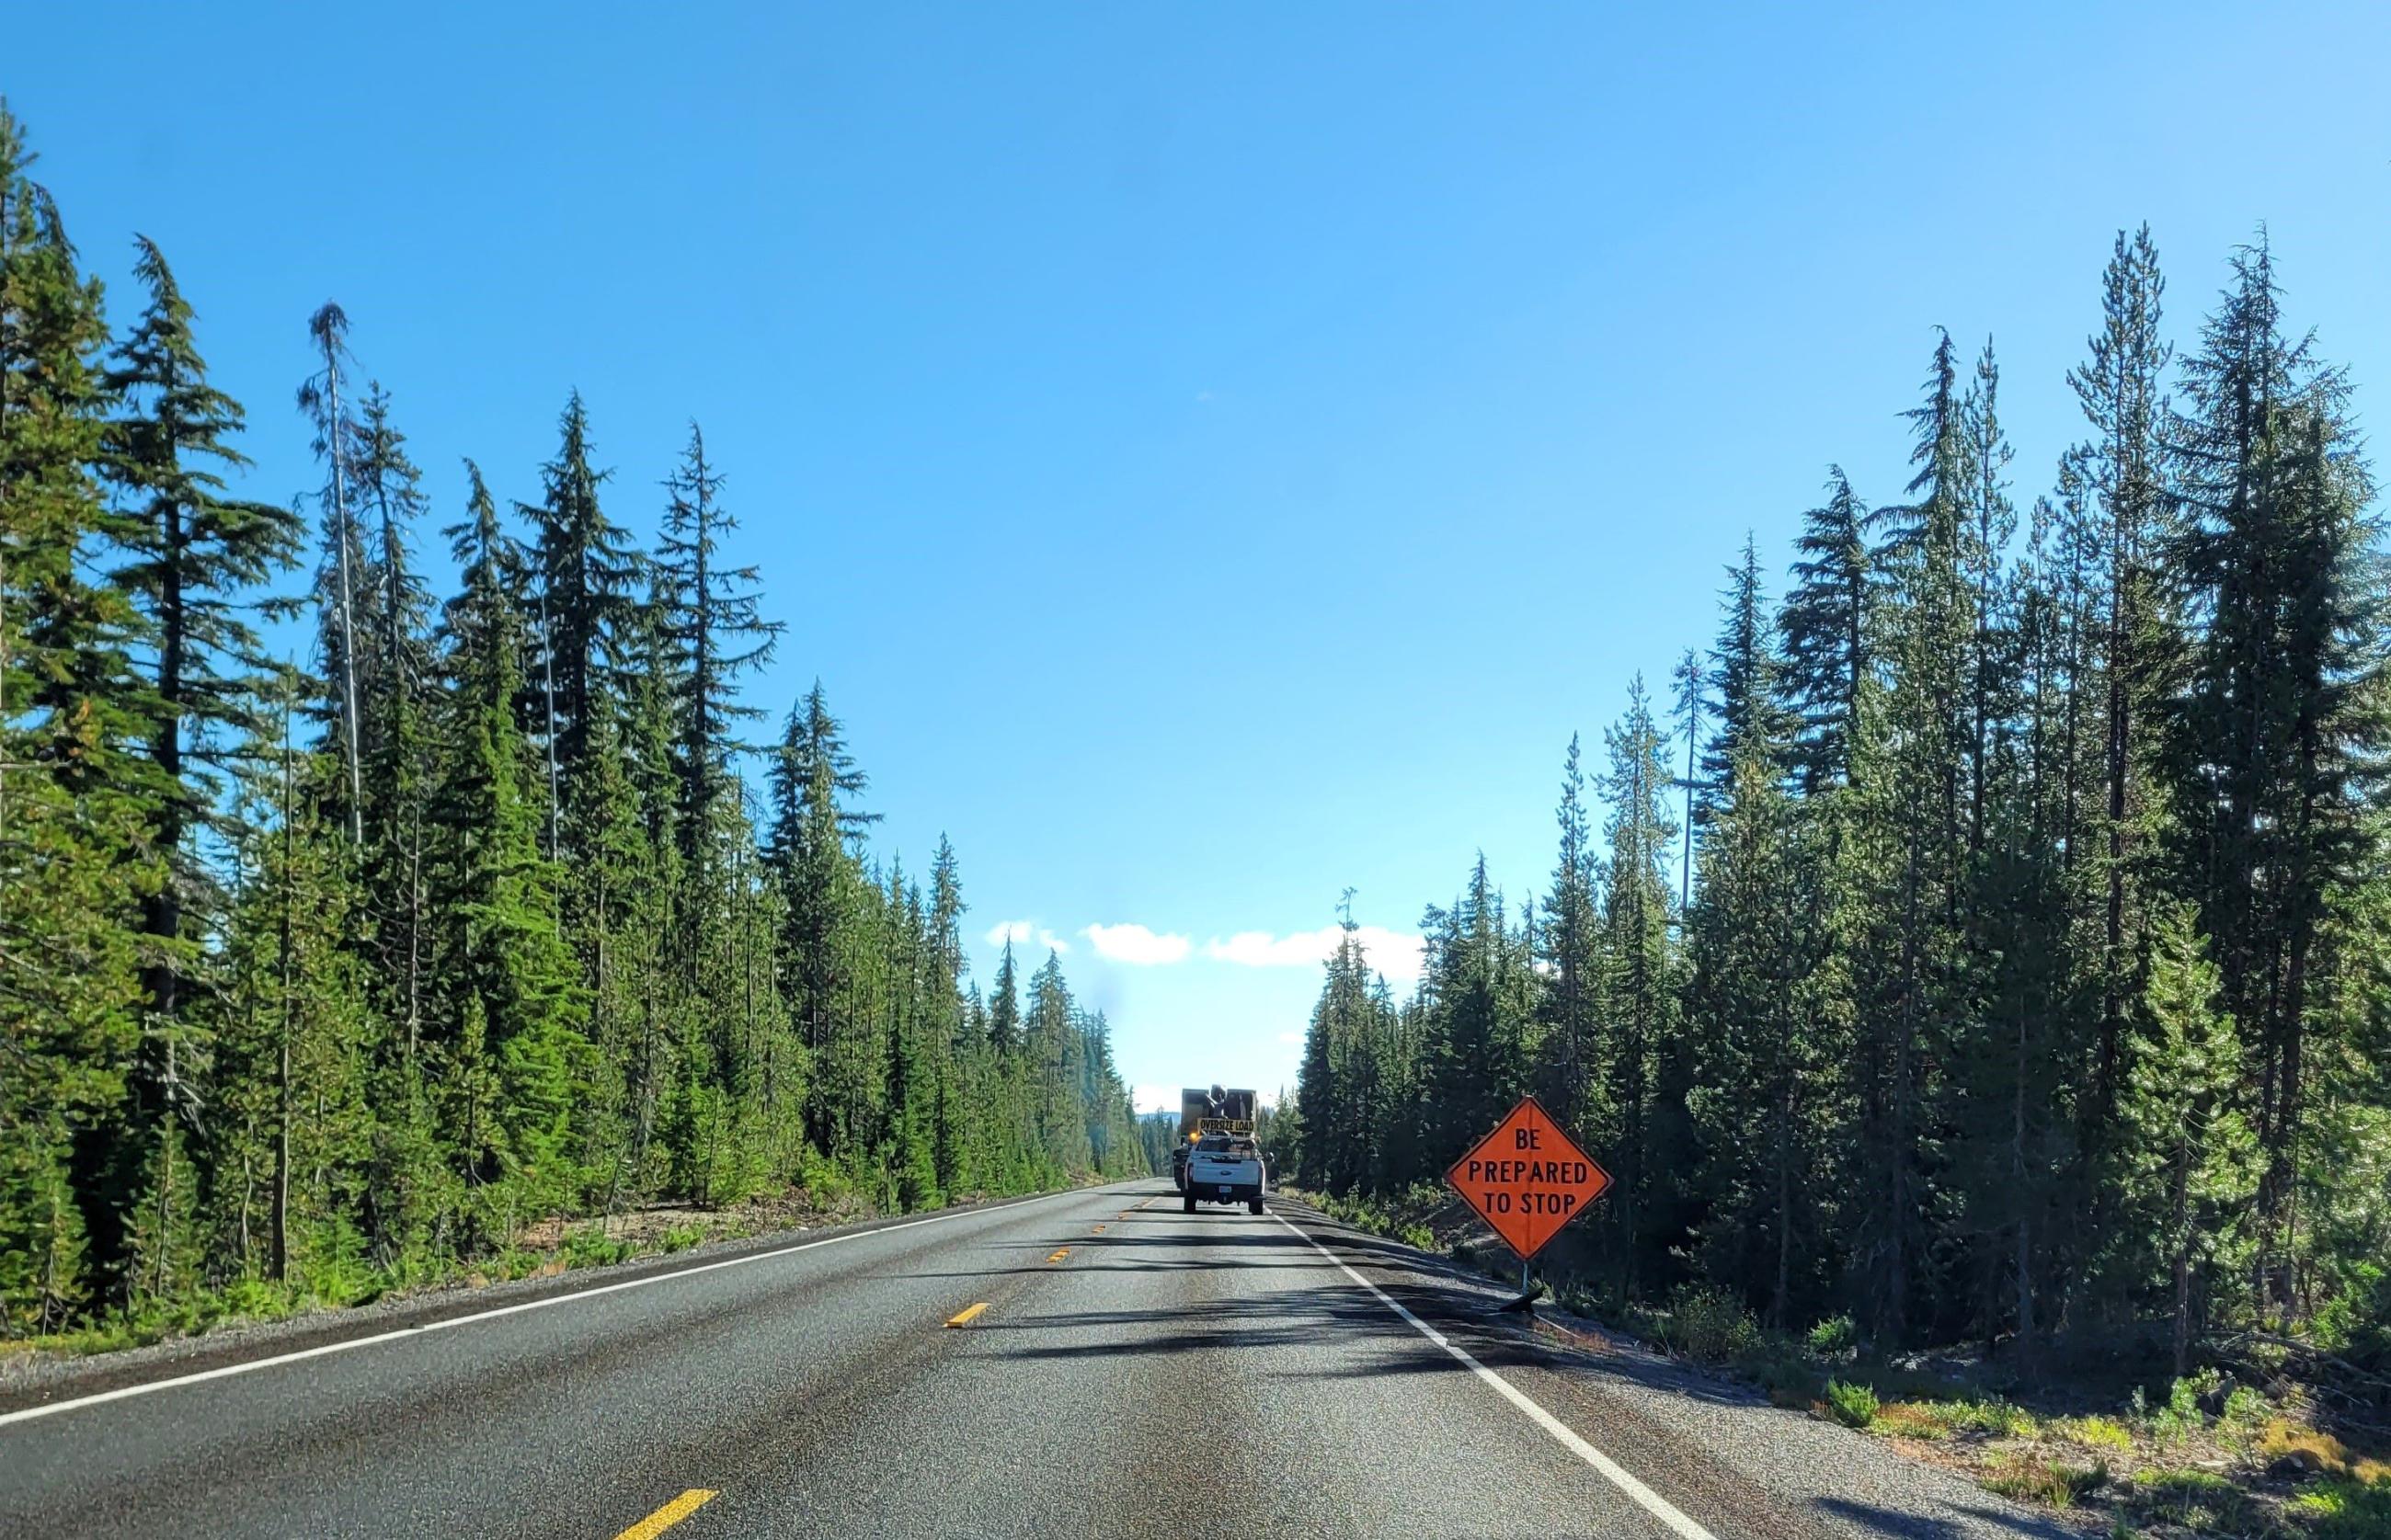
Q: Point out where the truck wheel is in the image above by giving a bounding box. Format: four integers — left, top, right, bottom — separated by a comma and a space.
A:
1183, 1192, 1196, 1214
1248, 1197, 1264, 1215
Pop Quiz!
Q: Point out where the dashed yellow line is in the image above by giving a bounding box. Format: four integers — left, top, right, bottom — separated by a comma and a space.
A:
945, 1302, 990, 1328
1092, 1224, 1106, 1234
612, 1489, 717, 1540
1047, 1248, 1070, 1263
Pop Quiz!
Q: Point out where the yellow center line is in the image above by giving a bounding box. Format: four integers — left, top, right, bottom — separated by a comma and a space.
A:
945, 1302, 990, 1328
1092, 1224, 1105, 1233
1047, 1248, 1070, 1262
612, 1489, 718, 1540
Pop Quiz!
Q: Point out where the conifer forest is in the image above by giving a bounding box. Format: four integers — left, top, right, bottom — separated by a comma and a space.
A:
0, 103, 1148, 1340
6, 81, 2390, 1396
1286, 222, 2391, 1374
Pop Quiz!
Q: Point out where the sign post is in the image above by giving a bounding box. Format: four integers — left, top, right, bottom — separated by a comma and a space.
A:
1445, 1095, 1610, 1309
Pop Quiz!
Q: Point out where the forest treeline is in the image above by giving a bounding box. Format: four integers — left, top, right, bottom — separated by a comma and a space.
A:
1287, 225, 2390, 1373
0, 106, 1146, 1337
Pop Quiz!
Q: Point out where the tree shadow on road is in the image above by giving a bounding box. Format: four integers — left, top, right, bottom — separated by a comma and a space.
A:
1813, 1495, 2082, 1540
972, 1277, 1561, 1380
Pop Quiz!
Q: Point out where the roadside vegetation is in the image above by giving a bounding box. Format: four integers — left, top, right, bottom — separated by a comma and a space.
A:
1277, 220, 2391, 1536
1311, 1181, 2391, 1538
0, 1169, 897, 1362
0, 103, 1151, 1360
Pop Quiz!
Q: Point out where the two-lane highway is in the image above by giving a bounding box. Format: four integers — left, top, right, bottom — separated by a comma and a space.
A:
0, 1184, 2066, 1539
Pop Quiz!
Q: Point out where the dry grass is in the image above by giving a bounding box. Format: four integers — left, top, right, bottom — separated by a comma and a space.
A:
1980, 1454, 2108, 1509
2261, 1420, 2391, 1485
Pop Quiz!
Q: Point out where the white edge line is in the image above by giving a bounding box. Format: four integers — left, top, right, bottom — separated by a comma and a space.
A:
0, 1185, 1094, 1430
1273, 1211, 1717, 1540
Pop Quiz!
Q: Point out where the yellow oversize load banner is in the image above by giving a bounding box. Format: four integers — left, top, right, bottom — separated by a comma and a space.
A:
1445, 1094, 1611, 1261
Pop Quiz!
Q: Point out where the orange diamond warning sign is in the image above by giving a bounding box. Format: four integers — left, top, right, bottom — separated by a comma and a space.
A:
1446, 1095, 1610, 1261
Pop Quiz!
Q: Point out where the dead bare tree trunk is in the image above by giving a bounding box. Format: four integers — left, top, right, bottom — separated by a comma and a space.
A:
308, 306, 363, 842
272, 689, 294, 1283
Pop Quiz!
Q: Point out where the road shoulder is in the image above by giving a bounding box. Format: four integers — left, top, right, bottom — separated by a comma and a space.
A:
1268, 1197, 2096, 1540
0, 1181, 1118, 1420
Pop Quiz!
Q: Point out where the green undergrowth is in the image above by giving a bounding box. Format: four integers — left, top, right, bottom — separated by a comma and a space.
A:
0, 1175, 1069, 1365
1289, 1182, 2391, 1536
1413, 1276, 2389, 1540
1306, 1183, 1449, 1257
1580, 1284, 2390, 1538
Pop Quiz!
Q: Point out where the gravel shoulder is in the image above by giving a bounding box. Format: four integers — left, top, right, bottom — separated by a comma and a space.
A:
1277, 1195, 2096, 1539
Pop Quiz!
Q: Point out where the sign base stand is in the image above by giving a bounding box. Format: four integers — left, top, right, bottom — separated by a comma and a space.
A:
1494, 1255, 1545, 1314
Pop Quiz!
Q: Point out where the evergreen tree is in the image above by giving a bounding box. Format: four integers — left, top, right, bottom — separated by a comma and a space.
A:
349, 382, 433, 780
429, 463, 585, 1228
1779, 467, 1875, 796
2162, 237, 2387, 1322
1685, 742, 1836, 1326
2116, 902, 2257, 1375
209, 670, 376, 1289
521, 391, 635, 793
1539, 736, 1602, 1131
2060, 224, 2175, 1164
658, 422, 782, 881
1701, 535, 1790, 799
1596, 676, 1679, 1298
986, 937, 1022, 1057
0, 102, 152, 1327
1852, 331, 1977, 1344
295, 302, 365, 839
99, 234, 301, 1297
347, 385, 439, 1039
1667, 648, 1702, 907
1959, 340, 2020, 859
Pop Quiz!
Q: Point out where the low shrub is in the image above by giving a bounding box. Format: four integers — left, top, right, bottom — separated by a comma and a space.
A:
1806, 1314, 1859, 1357
659, 1223, 706, 1254
562, 1226, 635, 1270
2290, 1477, 2391, 1540
2053, 1415, 2135, 1453
492, 1248, 543, 1282
2219, 1383, 2269, 1430
1659, 1284, 1759, 1364
1872, 1400, 1951, 1441
1872, 1396, 2036, 1442
2142, 1372, 2215, 1443
1741, 1344, 1825, 1406
1939, 1397, 2039, 1439
2126, 1469, 2259, 1533
1825, 1378, 1881, 1430
1984, 1456, 2108, 1509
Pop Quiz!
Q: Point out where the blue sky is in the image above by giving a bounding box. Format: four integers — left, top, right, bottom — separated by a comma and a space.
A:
13, 3, 2387, 1109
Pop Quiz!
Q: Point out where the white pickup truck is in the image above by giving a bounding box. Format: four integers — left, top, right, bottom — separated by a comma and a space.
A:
1182, 1133, 1266, 1215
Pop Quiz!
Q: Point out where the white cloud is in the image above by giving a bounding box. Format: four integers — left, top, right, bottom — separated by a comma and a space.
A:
1276, 1031, 1303, 1045
984, 919, 1070, 954
1204, 925, 1427, 982
1081, 922, 1192, 965
1131, 1083, 1178, 1115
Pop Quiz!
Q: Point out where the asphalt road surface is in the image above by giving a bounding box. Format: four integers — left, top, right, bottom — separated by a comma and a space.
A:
0, 1181, 2076, 1539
